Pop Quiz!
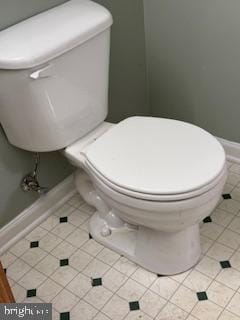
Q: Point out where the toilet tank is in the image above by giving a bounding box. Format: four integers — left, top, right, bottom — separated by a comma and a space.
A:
0, 0, 113, 151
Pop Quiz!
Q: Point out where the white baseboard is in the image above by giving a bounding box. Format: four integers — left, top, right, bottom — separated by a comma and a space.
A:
0, 174, 76, 256
217, 137, 240, 164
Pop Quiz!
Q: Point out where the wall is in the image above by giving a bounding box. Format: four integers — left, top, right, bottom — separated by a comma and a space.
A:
96, 0, 149, 122
143, 0, 240, 143
0, 0, 149, 228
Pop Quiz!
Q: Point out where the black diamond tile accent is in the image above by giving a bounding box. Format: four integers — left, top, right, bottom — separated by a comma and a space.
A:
30, 241, 39, 248
157, 274, 164, 277
27, 289, 37, 298
129, 301, 140, 311
91, 278, 102, 287
197, 291, 208, 301
89, 233, 92, 239
203, 216, 212, 223
220, 260, 231, 269
222, 194, 232, 200
4, 268, 6, 274
60, 259, 69, 267
60, 312, 70, 320
60, 217, 68, 223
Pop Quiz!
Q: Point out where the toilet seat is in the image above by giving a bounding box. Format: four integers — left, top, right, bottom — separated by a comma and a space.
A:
85, 117, 226, 201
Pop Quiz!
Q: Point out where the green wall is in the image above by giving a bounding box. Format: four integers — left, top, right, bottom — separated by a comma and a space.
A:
143, 0, 240, 143
0, 0, 149, 228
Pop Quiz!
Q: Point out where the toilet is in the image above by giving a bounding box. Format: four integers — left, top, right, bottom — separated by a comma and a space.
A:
0, 0, 227, 274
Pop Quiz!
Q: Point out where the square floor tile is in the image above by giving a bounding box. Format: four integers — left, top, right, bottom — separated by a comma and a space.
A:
60, 259, 69, 267
228, 217, 240, 234
39, 233, 62, 252
60, 312, 70, 320
51, 288, 79, 312
131, 267, 157, 288
102, 268, 128, 292
21, 247, 47, 267
0, 252, 17, 268
220, 260, 232, 269
219, 198, 240, 215
9, 239, 30, 257
207, 281, 235, 308
60, 217, 68, 223
170, 285, 198, 313
12, 283, 26, 302
191, 300, 223, 320
40, 215, 59, 231
226, 292, 240, 317
66, 228, 89, 248
51, 222, 76, 240
84, 286, 113, 310
217, 229, 240, 250
139, 289, 166, 318
25, 226, 48, 241
35, 254, 59, 276
113, 256, 137, 277
91, 278, 102, 287
196, 292, 208, 301
195, 256, 221, 278
129, 301, 140, 311
117, 278, 146, 301
53, 204, 75, 217
51, 265, 78, 287
30, 241, 39, 248
27, 289, 37, 298
71, 300, 98, 320
230, 251, 240, 271
37, 278, 62, 303
183, 270, 212, 292
97, 247, 120, 265
82, 258, 110, 278
216, 268, 240, 290
18, 269, 47, 289
156, 302, 188, 320
6, 259, 31, 282
51, 241, 77, 259
200, 236, 214, 254
81, 239, 104, 257
68, 209, 89, 226
207, 242, 234, 261
170, 270, 191, 284
150, 276, 179, 300
69, 249, 93, 271
102, 295, 129, 320
67, 193, 84, 208
218, 310, 240, 320
66, 273, 91, 298
211, 209, 234, 227
200, 222, 224, 240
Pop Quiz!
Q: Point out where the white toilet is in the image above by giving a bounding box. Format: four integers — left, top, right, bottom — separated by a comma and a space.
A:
0, 0, 227, 274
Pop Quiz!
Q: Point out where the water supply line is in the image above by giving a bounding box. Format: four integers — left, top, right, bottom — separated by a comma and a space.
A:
21, 152, 48, 194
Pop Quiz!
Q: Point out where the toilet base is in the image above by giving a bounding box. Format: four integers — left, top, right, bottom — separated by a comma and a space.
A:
89, 211, 201, 275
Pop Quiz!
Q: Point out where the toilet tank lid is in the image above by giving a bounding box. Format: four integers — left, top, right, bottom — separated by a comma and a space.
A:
0, 0, 113, 69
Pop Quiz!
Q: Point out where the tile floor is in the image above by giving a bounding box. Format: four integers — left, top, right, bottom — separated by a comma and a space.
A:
2, 161, 240, 320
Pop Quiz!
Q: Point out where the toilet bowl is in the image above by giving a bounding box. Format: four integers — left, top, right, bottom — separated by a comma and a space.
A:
0, 0, 227, 275
65, 116, 227, 275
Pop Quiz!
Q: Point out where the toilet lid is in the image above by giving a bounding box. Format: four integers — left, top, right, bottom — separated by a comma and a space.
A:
86, 117, 226, 196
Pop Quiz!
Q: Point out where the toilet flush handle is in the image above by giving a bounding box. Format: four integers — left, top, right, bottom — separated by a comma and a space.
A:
30, 64, 51, 80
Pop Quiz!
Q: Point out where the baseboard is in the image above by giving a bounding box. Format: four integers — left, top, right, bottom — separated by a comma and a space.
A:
217, 137, 240, 164
0, 174, 76, 256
